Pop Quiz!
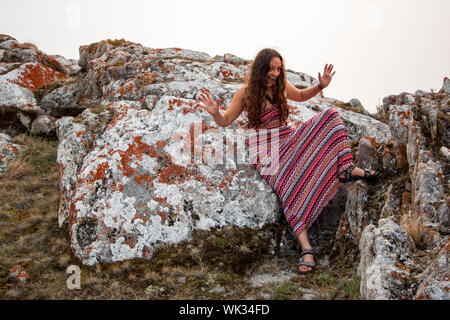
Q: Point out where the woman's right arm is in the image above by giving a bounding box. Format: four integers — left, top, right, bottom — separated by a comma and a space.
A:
196, 86, 246, 128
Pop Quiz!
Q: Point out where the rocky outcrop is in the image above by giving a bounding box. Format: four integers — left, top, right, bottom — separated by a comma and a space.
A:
0, 34, 81, 137
52, 38, 396, 266
356, 89, 449, 300
0, 35, 448, 299
358, 218, 416, 299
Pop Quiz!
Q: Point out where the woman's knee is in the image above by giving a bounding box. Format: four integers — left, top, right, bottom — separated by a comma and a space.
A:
324, 108, 340, 118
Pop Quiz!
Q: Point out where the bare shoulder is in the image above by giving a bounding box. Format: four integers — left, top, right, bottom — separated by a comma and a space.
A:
236, 84, 247, 96
230, 85, 247, 102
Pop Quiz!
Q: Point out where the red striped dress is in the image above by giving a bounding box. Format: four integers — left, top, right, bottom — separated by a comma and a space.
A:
248, 104, 355, 237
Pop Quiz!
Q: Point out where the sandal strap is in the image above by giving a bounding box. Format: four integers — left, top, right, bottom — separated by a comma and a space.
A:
339, 165, 356, 182
299, 261, 315, 268
300, 249, 315, 258
343, 164, 356, 176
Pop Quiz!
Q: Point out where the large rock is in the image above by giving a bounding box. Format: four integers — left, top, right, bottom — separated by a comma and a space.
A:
56, 107, 114, 226
59, 99, 282, 265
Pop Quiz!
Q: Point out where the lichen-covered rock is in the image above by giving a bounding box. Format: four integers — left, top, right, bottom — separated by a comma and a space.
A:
0, 35, 77, 135
294, 98, 391, 144
0, 77, 39, 113
355, 136, 379, 172
412, 150, 445, 226
2, 62, 67, 93
349, 98, 370, 116
63, 100, 281, 265
30, 114, 56, 136
358, 218, 416, 300
50, 38, 393, 266
380, 184, 401, 218
340, 181, 371, 242
389, 105, 412, 168
414, 243, 450, 300
0, 133, 23, 176
56, 107, 114, 226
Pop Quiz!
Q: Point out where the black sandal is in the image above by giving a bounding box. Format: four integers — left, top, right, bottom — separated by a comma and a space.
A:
298, 249, 316, 274
338, 165, 379, 183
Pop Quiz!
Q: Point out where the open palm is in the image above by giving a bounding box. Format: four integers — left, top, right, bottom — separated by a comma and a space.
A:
318, 64, 336, 88
196, 91, 220, 116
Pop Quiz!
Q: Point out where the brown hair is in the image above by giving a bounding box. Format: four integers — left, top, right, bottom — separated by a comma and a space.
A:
241, 48, 288, 129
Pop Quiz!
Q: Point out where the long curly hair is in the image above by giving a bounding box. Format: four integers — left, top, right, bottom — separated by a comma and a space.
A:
241, 48, 288, 129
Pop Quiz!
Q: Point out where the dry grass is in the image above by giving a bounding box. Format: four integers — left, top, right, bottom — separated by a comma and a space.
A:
400, 212, 425, 248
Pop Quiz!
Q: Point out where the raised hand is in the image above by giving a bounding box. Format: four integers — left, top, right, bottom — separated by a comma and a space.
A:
318, 64, 336, 89
196, 91, 220, 116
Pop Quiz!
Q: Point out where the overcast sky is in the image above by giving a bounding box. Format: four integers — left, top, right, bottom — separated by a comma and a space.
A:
1, 0, 449, 113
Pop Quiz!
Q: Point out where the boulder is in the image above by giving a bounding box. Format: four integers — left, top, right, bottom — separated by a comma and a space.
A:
30, 114, 56, 137
358, 218, 416, 300
59, 99, 282, 265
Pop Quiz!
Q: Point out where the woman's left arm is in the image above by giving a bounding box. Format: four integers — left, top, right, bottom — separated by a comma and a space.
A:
286, 64, 336, 102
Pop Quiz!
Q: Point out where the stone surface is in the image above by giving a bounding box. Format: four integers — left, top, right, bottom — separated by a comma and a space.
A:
358, 218, 416, 300
414, 243, 450, 300
0, 133, 23, 176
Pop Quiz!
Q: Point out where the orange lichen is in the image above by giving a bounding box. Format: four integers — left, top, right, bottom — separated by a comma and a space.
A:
168, 98, 205, 115
142, 246, 151, 257
9, 63, 67, 92
9, 265, 29, 281
140, 72, 158, 86
19, 104, 40, 112
114, 136, 157, 177
115, 80, 136, 96
107, 106, 134, 128
221, 69, 233, 78
134, 174, 154, 189
364, 136, 377, 148
152, 196, 167, 203
337, 214, 348, 238
156, 140, 166, 149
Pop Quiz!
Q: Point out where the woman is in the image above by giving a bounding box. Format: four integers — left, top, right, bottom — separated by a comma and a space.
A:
196, 48, 377, 274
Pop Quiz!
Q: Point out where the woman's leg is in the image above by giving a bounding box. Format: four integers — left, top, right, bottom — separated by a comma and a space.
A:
297, 229, 314, 273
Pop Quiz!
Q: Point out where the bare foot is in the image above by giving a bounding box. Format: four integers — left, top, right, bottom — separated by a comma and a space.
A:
349, 167, 374, 177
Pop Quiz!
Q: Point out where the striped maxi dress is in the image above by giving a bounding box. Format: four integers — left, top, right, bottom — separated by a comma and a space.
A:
247, 103, 355, 237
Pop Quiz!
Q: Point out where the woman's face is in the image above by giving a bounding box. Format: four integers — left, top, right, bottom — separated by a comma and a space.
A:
267, 57, 282, 87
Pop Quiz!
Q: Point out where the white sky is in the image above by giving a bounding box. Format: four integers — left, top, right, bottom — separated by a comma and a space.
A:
1, 0, 449, 113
